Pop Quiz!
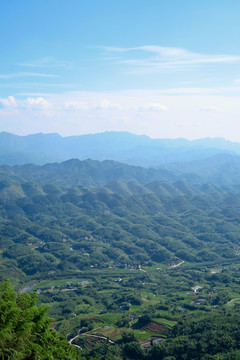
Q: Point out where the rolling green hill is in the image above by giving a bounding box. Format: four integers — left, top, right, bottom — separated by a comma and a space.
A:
1, 168, 240, 284
2, 158, 240, 359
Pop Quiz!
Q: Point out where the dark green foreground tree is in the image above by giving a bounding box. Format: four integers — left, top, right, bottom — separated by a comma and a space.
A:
0, 279, 82, 360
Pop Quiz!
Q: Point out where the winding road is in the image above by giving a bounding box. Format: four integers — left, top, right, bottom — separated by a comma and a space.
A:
69, 327, 115, 350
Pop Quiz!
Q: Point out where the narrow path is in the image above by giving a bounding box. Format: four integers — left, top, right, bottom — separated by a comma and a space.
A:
69, 335, 83, 350
227, 298, 240, 304
69, 328, 115, 349
139, 265, 146, 272
170, 261, 185, 268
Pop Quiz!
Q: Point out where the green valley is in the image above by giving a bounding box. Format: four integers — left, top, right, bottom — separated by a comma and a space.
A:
1, 159, 240, 358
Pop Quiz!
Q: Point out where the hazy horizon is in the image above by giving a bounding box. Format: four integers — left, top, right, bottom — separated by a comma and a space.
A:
1, 130, 240, 144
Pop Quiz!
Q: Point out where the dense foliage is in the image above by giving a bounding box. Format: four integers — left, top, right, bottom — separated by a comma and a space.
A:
0, 279, 82, 359
1, 159, 240, 359
1, 176, 240, 281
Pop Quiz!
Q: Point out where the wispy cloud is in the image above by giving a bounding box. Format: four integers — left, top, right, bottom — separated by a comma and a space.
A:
147, 86, 240, 95
140, 103, 168, 112
0, 72, 58, 79
94, 99, 122, 110
100, 45, 240, 72
200, 105, 221, 112
64, 101, 88, 110
19, 57, 72, 69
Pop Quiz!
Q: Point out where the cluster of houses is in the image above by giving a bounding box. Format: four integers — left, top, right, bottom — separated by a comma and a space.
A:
35, 280, 90, 295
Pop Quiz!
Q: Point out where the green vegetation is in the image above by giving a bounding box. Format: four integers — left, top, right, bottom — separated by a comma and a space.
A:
0, 279, 82, 359
1, 177, 240, 283
2, 160, 240, 358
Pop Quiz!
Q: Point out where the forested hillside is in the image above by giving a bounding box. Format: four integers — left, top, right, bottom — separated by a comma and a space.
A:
2, 159, 240, 359
1, 169, 240, 281
2, 155, 240, 190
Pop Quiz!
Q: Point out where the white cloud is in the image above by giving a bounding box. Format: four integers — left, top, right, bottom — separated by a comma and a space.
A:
140, 103, 168, 112
19, 57, 72, 69
64, 101, 88, 110
143, 87, 240, 95
0, 96, 17, 107
1, 90, 240, 141
101, 45, 240, 72
200, 106, 221, 112
0, 72, 58, 79
26, 97, 50, 109
95, 99, 122, 110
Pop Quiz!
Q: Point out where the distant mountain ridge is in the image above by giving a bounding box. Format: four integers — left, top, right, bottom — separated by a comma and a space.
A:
2, 155, 240, 192
1, 131, 240, 166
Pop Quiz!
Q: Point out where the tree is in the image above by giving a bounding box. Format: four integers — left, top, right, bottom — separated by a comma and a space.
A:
121, 331, 137, 343
0, 279, 82, 359
123, 342, 144, 360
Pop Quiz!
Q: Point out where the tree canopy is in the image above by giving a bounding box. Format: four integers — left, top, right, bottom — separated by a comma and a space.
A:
0, 279, 82, 360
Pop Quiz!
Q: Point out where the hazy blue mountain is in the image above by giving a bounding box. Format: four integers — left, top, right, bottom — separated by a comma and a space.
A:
7, 159, 177, 187
162, 153, 240, 186
1, 131, 240, 166
1, 154, 240, 191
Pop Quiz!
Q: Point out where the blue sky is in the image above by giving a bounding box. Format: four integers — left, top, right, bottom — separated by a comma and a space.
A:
1, 0, 240, 140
